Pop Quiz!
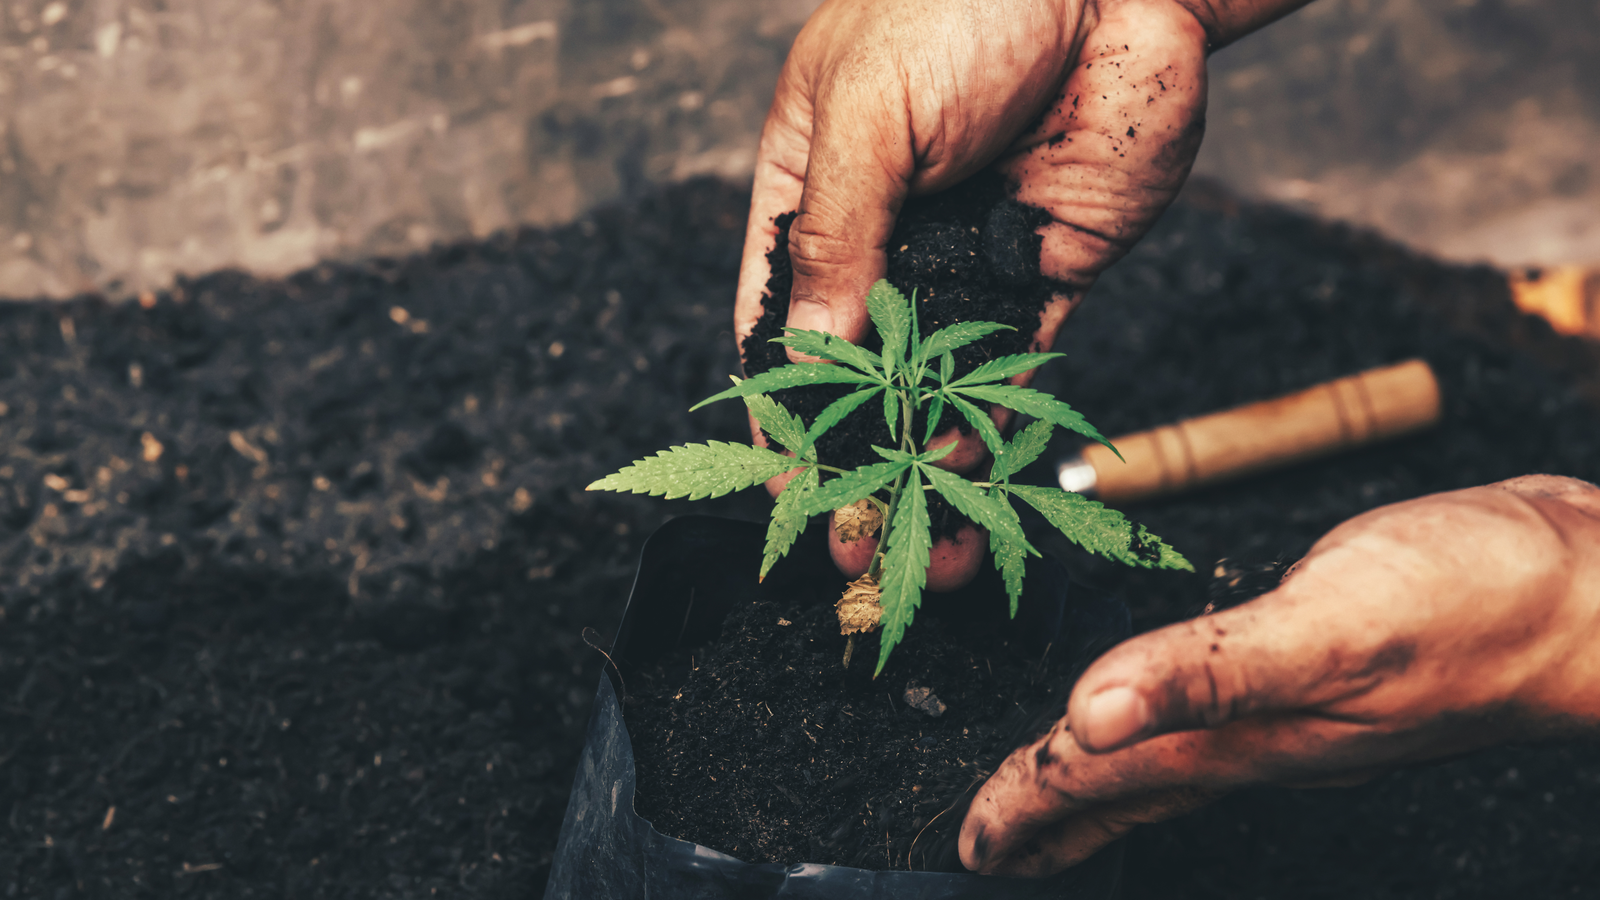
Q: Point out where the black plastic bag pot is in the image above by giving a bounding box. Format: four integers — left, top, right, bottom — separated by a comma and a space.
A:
544, 515, 1132, 899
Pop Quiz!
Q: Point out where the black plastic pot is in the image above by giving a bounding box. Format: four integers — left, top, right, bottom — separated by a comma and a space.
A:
544, 515, 1132, 899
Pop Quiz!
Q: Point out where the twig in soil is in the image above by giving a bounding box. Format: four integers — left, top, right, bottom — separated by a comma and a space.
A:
672, 587, 697, 652
908, 804, 952, 872
581, 627, 627, 700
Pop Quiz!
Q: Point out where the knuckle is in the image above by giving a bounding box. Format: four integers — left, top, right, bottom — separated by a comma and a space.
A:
1193, 658, 1236, 727
786, 223, 859, 277
1169, 620, 1247, 729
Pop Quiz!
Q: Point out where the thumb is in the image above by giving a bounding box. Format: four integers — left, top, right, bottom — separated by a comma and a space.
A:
783, 77, 912, 357
1066, 590, 1336, 753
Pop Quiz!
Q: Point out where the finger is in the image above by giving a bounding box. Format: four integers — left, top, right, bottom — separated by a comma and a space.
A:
1070, 481, 1600, 753
979, 786, 1216, 877
748, 411, 807, 498
734, 69, 814, 365
828, 517, 987, 593
960, 707, 1374, 872
998, 0, 1208, 289
1062, 543, 1429, 755
783, 52, 913, 353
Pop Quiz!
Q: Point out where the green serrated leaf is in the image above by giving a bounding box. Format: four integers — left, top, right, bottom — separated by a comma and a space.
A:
916, 321, 1014, 367
948, 353, 1065, 387
804, 387, 883, 452
990, 501, 1028, 617
947, 394, 1007, 462
992, 419, 1055, 482
875, 466, 931, 676
690, 363, 880, 411
761, 465, 819, 579
865, 280, 912, 381
587, 442, 803, 501
743, 392, 807, 456
940, 351, 955, 384
920, 465, 1037, 562
772, 328, 886, 380
872, 441, 957, 465
796, 459, 910, 517
883, 389, 901, 440
1006, 485, 1193, 571
922, 391, 946, 445
952, 384, 1117, 456
908, 287, 922, 362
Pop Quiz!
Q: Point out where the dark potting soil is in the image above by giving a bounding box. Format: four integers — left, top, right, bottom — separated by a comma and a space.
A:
0, 178, 769, 900
626, 543, 1078, 872
4, 172, 1600, 899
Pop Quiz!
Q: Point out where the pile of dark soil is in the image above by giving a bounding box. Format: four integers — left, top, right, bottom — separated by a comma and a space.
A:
0, 179, 766, 899
3, 172, 1600, 898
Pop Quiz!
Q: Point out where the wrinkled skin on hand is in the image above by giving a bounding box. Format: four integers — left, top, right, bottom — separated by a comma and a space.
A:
734, 0, 1218, 589
959, 475, 1600, 875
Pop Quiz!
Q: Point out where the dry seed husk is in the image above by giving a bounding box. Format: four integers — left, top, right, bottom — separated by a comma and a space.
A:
832, 499, 883, 543
835, 573, 883, 635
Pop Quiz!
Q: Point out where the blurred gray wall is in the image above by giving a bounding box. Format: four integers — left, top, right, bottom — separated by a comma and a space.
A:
1199, 0, 1600, 269
0, 0, 822, 298
1, 0, 1596, 299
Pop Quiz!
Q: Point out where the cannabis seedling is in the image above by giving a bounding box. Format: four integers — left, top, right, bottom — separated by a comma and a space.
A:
589, 280, 1192, 674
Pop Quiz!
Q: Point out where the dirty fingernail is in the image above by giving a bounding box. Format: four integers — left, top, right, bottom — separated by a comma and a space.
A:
1080, 687, 1151, 751
786, 298, 834, 336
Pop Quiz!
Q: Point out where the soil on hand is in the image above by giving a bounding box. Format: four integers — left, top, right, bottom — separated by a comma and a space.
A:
627, 553, 1070, 871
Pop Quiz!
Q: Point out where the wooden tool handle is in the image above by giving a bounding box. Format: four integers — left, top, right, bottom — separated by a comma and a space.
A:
1083, 359, 1442, 503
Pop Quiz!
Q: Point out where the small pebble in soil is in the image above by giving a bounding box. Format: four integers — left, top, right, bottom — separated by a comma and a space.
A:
903, 683, 948, 718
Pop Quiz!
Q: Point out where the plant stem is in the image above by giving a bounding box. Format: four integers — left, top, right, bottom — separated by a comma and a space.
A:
845, 378, 920, 669
868, 383, 920, 579
870, 468, 905, 580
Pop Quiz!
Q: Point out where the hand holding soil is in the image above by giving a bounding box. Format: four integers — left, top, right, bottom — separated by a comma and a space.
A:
735, 0, 1210, 353
959, 475, 1600, 875
733, 0, 1313, 588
